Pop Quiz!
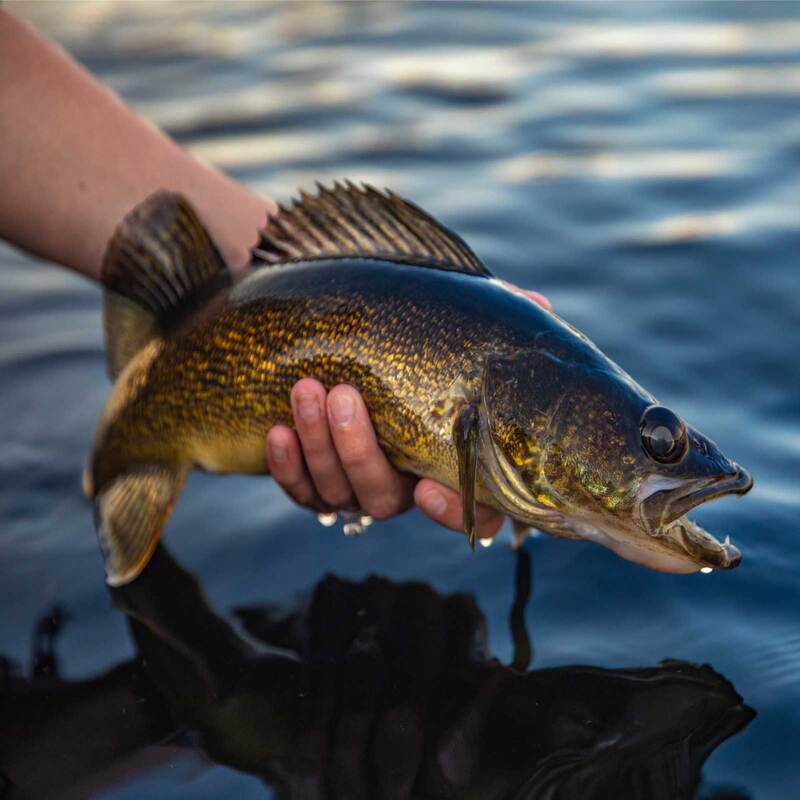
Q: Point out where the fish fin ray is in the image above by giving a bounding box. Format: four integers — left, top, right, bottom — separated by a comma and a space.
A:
512, 519, 532, 550
252, 182, 494, 278
453, 402, 481, 551
102, 293, 161, 380
102, 192, 231, 378
95, 464, 186, 587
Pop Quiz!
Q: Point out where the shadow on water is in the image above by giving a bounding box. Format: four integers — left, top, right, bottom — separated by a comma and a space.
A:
0, 540, 754, 800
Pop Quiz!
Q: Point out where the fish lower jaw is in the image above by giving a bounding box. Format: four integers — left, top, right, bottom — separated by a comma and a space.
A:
553, 516, 700, 573
657, 516, 741, 571
547, 514, 736, 574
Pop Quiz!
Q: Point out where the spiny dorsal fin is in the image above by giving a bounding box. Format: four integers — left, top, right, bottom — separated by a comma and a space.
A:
101, 191, 231, 378
252, 182, 494, 278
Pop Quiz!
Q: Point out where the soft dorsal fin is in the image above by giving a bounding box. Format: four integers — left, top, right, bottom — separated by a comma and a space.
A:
101, 191, 231, 378
252, 182, 494, 278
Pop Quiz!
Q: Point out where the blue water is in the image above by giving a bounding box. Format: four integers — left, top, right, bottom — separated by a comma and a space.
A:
1, 2, 799, 797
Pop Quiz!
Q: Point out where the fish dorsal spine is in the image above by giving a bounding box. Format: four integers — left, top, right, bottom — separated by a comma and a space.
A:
100, 192, 232, 379
252, 181, 495, 278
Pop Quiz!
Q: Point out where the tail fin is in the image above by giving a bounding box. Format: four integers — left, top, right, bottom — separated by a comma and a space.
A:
101, 192, 231, 379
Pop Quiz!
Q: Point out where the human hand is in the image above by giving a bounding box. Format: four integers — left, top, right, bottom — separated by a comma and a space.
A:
0, 9, 271, 279
241, 573, 506, 798
265, 287, 552, 542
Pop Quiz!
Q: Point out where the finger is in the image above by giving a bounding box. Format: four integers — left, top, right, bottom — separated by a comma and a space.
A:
414, 480, 505, 540
522, 289, 552, 311
501, 281, 552, 311
266, 424, 329, 512
326, 385, 415, 520
291, 379, 356, 510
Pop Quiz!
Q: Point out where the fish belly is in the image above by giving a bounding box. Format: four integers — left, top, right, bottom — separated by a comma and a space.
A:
189, 431, 268, 475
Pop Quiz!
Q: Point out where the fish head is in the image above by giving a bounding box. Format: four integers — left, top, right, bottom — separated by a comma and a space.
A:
482, 346, 752, 573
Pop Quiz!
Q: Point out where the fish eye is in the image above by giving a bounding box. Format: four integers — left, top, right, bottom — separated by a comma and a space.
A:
640, 406, 687, 463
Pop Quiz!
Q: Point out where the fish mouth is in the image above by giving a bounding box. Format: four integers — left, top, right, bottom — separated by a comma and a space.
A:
641, 466, 753, 570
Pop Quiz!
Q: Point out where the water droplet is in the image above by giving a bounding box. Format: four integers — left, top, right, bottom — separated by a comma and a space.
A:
479, 537, 494, 548
317, 512, 337, 528
700, 567, 713, 574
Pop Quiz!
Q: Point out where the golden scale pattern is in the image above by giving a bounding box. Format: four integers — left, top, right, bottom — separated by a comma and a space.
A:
92, 273, 511, 499
93, 183, 622, 527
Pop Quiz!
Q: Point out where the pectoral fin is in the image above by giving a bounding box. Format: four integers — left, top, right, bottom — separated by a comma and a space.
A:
453, 403, 480, 551
95, 465, 186, 587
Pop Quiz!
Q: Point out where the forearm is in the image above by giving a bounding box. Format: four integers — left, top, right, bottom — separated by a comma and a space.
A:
0, 9, 274, 280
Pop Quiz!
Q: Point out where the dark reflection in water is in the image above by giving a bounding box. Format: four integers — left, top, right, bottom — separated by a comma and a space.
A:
1, 543, 753, 799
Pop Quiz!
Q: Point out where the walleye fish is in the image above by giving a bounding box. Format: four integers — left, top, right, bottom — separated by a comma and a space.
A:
85, 183, 752, 585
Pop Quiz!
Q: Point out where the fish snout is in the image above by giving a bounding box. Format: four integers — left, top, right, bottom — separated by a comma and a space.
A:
724, 463, 754, 496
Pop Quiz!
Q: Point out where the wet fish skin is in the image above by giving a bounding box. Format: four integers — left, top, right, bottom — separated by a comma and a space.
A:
86, 185, 752, 584
89, 259, 552, 500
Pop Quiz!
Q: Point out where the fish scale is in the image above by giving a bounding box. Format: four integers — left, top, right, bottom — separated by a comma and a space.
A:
85, 184, 751, 586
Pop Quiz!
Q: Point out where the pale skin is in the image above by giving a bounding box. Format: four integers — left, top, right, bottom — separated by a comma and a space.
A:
0, 9, 551, 542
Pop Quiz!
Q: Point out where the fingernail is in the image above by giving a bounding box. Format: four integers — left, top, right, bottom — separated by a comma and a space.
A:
420, 489, 447, 518
329, 391, 355, 428
530, 292, 552, 311
269, 441, 288, 464
296, 394, 320, 422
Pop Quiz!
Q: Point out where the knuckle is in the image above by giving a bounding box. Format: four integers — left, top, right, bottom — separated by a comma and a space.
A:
363, 492, 400, 521
273, 471, 297, 492
298, 436, 328, 461
284, 479, 314, 508
319, 487, 352, 510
